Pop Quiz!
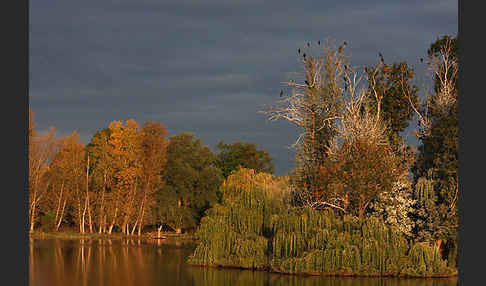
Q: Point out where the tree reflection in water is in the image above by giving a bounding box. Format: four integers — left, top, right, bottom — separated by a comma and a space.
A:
29, 239, 458, 286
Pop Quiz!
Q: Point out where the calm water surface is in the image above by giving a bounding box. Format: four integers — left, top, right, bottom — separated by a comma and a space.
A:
29, 238, 458, 286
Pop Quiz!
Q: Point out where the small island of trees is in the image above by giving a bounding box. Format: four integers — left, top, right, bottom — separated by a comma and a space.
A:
28, 35, 458, 278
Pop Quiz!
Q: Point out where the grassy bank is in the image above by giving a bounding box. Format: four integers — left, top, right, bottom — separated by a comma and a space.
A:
29, 230, 197, 245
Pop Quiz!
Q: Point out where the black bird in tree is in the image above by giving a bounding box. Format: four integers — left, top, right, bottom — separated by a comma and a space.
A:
420, 58, 424, 63
318, 40, 321, 45
303, 53, 306, 60
307, 42, 310, 47
280, 90, 284, 97
298, 48, 301, 55
338, 41, 347, 53
378, 52, 384, 63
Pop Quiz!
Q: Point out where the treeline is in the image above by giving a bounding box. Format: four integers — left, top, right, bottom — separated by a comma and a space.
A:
28, 114, 274, 235
190, 34, 458, 276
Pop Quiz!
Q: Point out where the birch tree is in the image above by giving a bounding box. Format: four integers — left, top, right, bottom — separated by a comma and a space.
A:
86, 128, 114, 234
135, 121, 168, 236
29, 109, 57, 232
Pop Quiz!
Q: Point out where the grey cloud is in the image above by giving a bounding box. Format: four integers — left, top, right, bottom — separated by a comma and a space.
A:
30, 0, 457, 175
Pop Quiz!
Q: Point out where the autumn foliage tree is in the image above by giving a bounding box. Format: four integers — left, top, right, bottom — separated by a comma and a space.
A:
318, 138, 413, 218
107, 119, 142, 235
49, 131, 92, 233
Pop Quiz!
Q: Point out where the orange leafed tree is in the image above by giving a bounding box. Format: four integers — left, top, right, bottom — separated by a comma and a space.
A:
107, 119, 142, 235
318, 138, 413, 218
47, 131, 92, 232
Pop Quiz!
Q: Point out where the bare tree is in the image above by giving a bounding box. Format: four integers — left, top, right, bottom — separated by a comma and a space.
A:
261, 39, 347, 204
403, 36, 458, 139
262, 40, 390, 212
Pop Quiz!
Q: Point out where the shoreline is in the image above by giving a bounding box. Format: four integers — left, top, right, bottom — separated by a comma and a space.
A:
187, 262, 459, 279
29, 231, 197, 245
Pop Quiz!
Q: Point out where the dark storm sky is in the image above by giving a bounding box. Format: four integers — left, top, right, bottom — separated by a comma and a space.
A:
29, 0, 457, 175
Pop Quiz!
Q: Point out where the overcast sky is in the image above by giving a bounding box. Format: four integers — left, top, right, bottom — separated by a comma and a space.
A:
29, 0, 457, 176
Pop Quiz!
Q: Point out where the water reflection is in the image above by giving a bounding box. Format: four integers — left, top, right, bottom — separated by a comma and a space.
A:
30, 239, 458, 286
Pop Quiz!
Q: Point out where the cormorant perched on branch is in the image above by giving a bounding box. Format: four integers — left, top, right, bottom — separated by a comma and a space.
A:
280, 90, 284, 97
420, 58, 424, 63
298, 48, 301, 55
305, 80, 309, 85
378, 52, 384, 63
343, 41, 347, 46
307, 42, 310, 47
303, 53, 306, 59
318, 40, 321, 45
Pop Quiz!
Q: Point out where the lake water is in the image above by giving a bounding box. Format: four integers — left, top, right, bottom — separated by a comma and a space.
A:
29, 238, 458, 286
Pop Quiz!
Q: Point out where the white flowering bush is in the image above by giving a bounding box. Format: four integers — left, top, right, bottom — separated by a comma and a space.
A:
370, 177, 416, 238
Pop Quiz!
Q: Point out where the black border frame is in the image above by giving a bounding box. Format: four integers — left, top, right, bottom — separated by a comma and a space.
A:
20, 1, 470, 286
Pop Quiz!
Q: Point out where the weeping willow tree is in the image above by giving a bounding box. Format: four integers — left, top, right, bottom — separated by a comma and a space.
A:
269, 207, 452, 276
188, 168, 289, 269
189, 168, 455, 277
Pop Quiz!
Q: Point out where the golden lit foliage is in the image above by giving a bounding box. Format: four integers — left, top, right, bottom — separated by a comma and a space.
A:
28, 114, 58, 232
107, 119, 143, 233
48, 131, 88, 231
108, 119, 142, 190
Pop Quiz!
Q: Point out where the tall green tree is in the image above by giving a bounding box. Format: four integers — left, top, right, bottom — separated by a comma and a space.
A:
216, 141, 274, 178
413, 35, 458, 182
410, 35, 458, 262
366, 60, 419, 147
156, 133, 223, 233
